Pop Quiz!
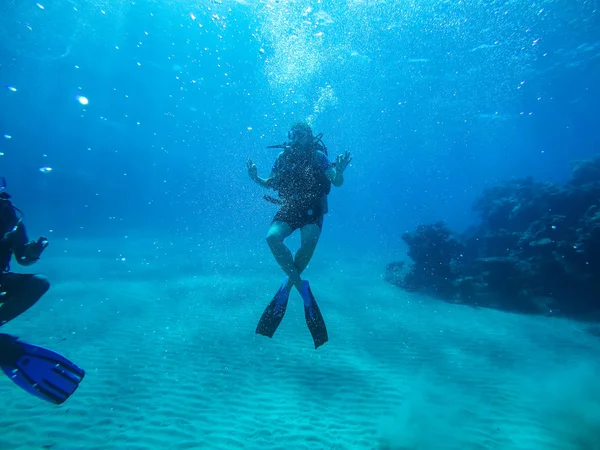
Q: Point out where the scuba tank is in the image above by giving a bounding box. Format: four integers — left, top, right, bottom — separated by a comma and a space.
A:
264, 133, 333, 206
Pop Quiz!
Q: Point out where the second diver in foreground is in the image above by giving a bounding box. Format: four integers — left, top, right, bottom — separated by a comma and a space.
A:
0, 184, 85, 404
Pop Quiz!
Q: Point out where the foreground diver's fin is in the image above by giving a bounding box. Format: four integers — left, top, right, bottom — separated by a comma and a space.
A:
0, 334, 85, 405
256, 279, 290, 338
301, 281, 328, 349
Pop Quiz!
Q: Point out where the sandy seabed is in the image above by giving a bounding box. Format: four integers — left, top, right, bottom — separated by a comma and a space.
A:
1, 237, 599, 450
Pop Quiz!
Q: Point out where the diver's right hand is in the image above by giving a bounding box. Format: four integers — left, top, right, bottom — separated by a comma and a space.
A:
247, 158, 258, 181
23, 237, 48, 261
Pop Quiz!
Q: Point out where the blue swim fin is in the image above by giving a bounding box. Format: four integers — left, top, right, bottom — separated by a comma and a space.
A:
256, 278, 290, 338
0, 334, 85, 405
300, 281, 328, 349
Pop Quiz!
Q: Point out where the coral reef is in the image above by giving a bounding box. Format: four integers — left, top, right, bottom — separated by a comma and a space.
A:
386, 155, 600, 319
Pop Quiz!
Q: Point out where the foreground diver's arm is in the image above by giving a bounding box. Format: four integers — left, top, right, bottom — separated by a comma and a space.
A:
12, 225, 49, 266
4, 219, 35, 266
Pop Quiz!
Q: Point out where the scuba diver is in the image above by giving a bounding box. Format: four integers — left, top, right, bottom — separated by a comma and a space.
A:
247, 123, 352, 349
0, 179, 85, 404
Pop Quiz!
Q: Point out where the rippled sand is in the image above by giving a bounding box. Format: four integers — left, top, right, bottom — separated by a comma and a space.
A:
1, 238, 599, 450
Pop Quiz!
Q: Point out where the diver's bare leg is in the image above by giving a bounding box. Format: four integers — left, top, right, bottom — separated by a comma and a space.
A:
266, 222, 303, 292
284, 224, 321, 292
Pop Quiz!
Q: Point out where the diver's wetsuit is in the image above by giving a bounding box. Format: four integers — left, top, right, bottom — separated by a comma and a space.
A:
0, 196, 49, 326
268, 150, 332, 232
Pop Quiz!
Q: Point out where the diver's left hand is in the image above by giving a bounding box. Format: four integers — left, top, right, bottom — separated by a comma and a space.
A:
23, 237, 49, 261
335, 151, 352, 173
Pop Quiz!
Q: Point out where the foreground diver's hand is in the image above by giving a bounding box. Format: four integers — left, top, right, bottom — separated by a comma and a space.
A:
247, 157, 258, 181
335, 151, 352, 173
23, 237, 49, 261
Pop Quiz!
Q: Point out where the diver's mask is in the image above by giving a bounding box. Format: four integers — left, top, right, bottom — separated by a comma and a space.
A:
287, 128, 313, 150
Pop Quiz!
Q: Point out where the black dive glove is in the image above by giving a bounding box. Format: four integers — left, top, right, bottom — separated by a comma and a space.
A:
22, 237, 49, 262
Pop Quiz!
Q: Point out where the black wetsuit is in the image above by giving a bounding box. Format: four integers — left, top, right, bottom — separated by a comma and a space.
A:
0, 196, 49, 326
0, 196, 27, 272
268, 150, 332, 231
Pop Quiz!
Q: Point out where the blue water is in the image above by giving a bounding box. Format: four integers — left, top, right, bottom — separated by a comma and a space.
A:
2, 0, 598, 244
1, 1, 600, 448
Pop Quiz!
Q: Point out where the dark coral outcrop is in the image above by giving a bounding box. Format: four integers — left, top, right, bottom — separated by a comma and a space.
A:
386, 154, 600, 319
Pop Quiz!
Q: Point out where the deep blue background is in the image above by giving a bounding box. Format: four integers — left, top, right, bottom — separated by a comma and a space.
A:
0, 0, 598, 256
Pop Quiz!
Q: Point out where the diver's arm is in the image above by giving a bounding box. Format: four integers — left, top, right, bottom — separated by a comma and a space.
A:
10, 222, 47, 266
248, 154, 281, 189
14, 236, 38, 266
326, 167, 344, 187
10, 223, 36, 266
251, 174, 272, 189
248, 156, 277, 189
15, 254, 37, 266
15, 238, 48, 266
327, 151, 352, 187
